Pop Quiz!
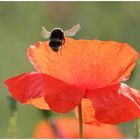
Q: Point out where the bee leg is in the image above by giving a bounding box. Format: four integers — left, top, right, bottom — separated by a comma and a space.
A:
63, 37, 65, 44
59, 47, 63, 56
62, 38, 66, 48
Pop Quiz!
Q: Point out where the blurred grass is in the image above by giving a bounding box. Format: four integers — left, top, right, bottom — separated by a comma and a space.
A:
0, 1, 140, 138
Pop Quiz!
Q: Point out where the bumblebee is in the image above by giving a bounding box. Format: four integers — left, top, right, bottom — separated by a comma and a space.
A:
41, 24, 80, 52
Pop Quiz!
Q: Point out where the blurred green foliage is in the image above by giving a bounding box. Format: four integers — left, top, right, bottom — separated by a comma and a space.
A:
0, 2, 140, 138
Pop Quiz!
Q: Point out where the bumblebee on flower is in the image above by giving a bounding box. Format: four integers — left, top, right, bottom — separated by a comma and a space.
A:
5, 24, 140, 126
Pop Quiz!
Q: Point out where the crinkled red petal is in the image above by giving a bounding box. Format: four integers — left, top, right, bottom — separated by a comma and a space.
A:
28, 38, 138, 90
5, 72, 85, 113
86, 83, 140, 124
5, 72, 43, 103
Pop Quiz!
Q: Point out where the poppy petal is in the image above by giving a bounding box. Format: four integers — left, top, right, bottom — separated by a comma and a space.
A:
28, 38, 138, 90
27, 97, 50, 110
44, 81, 85, 113
33, 117, 124, 138
86, 83, 140, 124
74, 98, 101, 125
5, 72, 43, 103
5, 72, 84, 113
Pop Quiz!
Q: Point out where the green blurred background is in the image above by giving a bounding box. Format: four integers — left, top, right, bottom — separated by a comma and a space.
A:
1, 1, 140, 138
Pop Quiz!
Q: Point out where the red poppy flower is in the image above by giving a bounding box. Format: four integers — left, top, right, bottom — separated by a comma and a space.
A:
5, 37, 140, 125
32, 117, 124, 138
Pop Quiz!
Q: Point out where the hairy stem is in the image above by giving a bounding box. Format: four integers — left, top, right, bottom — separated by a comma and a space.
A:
8, 111, 17, 138
78, 102, 83, 139
135, 118, 140, 138
7, 97, 18, 138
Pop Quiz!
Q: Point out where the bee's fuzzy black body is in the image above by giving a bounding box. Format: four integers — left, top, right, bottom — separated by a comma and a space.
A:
49, 29, 65, 52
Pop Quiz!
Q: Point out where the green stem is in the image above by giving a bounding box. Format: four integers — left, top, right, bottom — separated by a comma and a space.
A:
8, 111, 17, 138
135, 118, 140, 138
7, 97, 18, 138
78, 102, 83, 139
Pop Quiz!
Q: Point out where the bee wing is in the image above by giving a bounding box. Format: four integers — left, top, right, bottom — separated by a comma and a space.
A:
64, 24, 81, 37
41, 26, 51, 38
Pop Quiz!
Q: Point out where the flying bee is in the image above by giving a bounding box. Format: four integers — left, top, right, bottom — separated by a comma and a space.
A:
41, 24, 81, 52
